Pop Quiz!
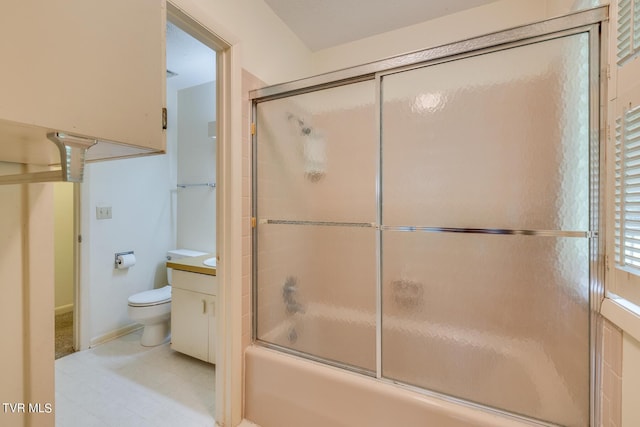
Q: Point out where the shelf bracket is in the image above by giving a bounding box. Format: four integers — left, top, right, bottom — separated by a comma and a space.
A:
48, 132, 98, 182
0, 132, 97, 185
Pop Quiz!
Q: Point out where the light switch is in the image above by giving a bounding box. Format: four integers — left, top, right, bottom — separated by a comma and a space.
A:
96, 206, 112, 220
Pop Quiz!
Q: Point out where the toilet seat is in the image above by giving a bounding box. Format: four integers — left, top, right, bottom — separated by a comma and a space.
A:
128, 285, 171, 307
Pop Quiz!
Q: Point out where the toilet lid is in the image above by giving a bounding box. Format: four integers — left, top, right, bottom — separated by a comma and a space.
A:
128, 285, 171, 307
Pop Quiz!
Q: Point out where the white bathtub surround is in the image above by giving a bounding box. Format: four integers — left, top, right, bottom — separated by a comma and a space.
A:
55, 330, 215, 427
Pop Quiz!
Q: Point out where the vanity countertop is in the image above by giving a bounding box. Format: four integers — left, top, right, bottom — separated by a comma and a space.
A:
167, 254, 216, 276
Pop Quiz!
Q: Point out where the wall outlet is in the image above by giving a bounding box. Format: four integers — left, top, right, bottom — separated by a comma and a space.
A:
96, 206, 112, 220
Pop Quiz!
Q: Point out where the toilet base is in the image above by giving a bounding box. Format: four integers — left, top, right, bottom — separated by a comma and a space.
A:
140, 321, 170, 347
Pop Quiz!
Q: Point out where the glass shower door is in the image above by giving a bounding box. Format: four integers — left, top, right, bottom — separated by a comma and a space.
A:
254, 80, 378, 372
380, 33, 592, 426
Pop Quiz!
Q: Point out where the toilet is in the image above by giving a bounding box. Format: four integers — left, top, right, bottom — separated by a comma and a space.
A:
128, 249, 207, 346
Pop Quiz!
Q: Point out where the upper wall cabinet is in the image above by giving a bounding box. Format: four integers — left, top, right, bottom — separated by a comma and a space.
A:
0, 0, 166, 176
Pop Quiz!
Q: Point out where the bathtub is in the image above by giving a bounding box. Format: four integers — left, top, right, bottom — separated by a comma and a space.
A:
245, 304, 586, 427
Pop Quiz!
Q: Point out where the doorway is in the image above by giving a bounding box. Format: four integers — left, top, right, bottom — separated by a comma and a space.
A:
62, 3, 233, 425
53, 182, 76, 359
166, 18, 217, 254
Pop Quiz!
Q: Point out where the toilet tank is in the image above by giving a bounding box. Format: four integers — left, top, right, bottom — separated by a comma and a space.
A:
166, 249, 208, 284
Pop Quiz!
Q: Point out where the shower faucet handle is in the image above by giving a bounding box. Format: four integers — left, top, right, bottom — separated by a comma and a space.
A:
282, 277, 298, 292
283, 277, 297, 298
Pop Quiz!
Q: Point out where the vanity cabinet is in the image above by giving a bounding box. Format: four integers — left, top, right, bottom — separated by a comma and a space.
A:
171, 269, 217, 364
0, 0, 166, 167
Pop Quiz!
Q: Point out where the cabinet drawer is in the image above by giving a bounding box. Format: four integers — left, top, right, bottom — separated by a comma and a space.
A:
172, 269, 217, 295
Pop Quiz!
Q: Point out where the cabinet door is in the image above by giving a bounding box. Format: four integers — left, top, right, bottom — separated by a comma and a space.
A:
207, 296, 216, 364
0, 0, 166, 165
171, 288, 209, 362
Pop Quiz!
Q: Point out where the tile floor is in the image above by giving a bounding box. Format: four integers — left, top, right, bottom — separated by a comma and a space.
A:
55, 330, 216, 427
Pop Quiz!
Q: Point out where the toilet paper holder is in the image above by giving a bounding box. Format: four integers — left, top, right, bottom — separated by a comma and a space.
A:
114, 251, 135, 268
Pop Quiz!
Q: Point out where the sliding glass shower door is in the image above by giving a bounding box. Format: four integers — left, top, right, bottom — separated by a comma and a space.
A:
380, 34, 591, 426
254, 81, 378, 372
253, 11, 601, 427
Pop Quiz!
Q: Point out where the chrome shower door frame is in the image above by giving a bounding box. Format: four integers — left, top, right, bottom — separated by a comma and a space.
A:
251, 6, 607, 426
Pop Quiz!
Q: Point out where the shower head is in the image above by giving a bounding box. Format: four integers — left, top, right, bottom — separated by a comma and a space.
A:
288, 112, 312, 136
286, 112, 327, 183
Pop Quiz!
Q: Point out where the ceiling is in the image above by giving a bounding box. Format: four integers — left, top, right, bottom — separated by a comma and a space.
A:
263, 0, 501, 51
164, 1, 501, 88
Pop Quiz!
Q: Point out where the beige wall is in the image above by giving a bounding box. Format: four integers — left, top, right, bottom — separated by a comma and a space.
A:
545, 0, 606, 17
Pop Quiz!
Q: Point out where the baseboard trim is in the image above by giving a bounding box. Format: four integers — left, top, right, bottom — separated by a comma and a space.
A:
55, 304, 74, 316
238, 420, 260, 427
89, 323, 142, 348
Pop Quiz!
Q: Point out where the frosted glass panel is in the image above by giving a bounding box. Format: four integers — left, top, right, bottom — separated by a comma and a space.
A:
381, 231, 590, 426
256, 223, 376, 372
381, 34, 590, 231
256, 80, 376, 223
380, 32, 592, 427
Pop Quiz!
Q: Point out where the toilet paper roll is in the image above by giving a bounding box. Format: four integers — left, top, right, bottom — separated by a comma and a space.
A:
116, 253, 136, 269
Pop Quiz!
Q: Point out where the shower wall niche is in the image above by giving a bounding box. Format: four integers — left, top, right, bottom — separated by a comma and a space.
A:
252, 10, 603, 427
